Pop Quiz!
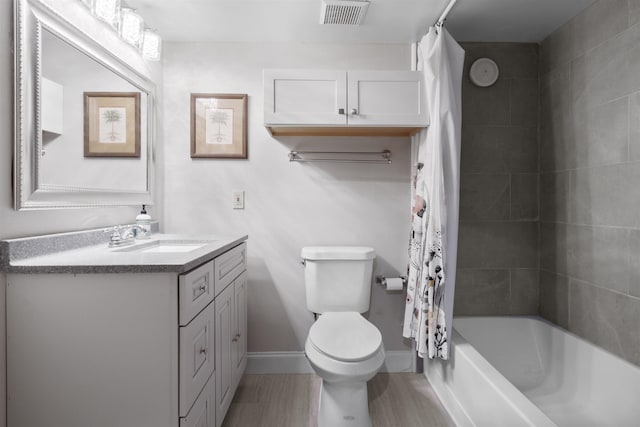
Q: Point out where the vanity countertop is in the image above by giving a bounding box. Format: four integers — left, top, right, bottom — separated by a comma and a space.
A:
2, 233, 248, 274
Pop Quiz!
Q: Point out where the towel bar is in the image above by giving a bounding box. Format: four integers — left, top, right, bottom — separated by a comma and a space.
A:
289, 150, 392, 164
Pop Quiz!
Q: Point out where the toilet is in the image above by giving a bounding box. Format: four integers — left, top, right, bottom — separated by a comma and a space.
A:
301, 246, 385, 427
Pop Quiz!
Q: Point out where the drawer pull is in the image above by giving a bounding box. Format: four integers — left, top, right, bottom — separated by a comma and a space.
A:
199, 347, 207, 355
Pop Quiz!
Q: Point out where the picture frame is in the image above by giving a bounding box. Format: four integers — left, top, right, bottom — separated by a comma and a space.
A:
191, 93, 248, 159
84, 92, 141, 157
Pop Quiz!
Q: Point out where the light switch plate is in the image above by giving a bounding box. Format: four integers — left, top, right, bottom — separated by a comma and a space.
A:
233, 191, 245, 209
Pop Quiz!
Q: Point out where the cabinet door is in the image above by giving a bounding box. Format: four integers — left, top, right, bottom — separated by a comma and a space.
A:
264, 69, 347, 125
215, 284, 234, 427
347, 70, 428, 126
232, 272, 248, 390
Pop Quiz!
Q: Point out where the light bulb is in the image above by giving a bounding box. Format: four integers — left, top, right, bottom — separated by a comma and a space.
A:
93, 0, 121, 29
120, 8, 144, 48
142, 29, 162, 61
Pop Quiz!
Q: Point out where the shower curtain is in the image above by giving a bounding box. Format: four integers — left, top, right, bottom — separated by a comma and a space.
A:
403, 25, 464, 360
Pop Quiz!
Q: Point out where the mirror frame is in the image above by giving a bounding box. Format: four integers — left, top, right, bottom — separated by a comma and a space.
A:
13, 0, 156, 210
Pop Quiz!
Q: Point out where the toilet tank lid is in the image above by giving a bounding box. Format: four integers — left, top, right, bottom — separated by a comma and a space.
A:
301, 246, 375, 260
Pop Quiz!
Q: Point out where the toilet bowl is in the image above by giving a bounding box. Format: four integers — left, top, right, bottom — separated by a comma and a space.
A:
305, 311, 385, 427
301, 246, 382, 426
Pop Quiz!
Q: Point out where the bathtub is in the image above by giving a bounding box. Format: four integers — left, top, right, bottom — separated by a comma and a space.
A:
424, 316, 640, 426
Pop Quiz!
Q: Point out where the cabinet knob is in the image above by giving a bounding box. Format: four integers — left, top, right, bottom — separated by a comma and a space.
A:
232, 333, 241, 343
199, 347, 207, 354
350, 108, 358, 115
338, 108, 345, 115
199, 284, 207, 292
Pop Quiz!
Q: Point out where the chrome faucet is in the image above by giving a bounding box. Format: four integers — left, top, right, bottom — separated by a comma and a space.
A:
104, 225, 145, 248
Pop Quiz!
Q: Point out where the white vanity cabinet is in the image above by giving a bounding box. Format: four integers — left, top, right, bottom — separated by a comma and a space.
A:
6, 241, 247, 427
263, 69, 428, 136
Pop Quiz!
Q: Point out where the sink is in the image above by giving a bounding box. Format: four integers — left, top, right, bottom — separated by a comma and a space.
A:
113, 240, 213, 254
141, 243, 208, 253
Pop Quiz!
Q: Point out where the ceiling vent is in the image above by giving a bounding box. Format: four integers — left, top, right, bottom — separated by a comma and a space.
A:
320, 0, 370, 26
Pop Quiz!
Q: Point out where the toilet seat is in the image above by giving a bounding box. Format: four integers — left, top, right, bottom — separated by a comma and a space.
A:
308, 312, 382, 362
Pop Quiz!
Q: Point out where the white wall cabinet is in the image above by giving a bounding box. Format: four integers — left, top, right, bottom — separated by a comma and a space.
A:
263, 69, 428, 136
6, 242, 247, 427
41, 77, 64, 134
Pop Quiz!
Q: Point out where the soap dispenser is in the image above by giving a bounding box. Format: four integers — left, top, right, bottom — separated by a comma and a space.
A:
135, 205, 152, 239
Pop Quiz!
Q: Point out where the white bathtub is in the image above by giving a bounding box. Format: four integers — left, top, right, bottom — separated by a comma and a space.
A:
425, 316, 640, 427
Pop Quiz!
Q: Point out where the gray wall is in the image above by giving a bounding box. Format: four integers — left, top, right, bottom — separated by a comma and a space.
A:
454, 43, 540, 316
539, 0, 640, 366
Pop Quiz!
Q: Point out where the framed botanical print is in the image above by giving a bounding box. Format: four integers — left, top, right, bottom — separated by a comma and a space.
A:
84, 92, 141, 157
191, 93, 248, 159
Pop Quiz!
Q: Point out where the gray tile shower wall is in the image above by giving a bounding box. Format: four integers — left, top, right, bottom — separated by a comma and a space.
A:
539, 0, 640, 367
455, 43, 540, 317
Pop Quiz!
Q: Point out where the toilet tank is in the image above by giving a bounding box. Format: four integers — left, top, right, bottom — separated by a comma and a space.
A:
301, 246, 375, 314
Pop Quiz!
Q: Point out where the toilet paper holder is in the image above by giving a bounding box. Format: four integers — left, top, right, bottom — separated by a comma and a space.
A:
376, 275, 407, 288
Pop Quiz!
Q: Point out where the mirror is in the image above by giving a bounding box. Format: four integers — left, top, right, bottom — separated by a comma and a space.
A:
14, 0, 155, 210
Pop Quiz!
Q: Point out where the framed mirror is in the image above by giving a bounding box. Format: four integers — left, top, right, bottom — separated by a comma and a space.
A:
14, 0, 156, 210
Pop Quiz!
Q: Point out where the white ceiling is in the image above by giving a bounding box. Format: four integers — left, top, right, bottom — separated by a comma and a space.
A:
126, 0, 596, 44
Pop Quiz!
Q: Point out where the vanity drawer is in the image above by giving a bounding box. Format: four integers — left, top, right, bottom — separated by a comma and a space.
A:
214, 243, 246, 296
179, 260, 215, 326
180, 301, 215, 416
180, 372, 216, 427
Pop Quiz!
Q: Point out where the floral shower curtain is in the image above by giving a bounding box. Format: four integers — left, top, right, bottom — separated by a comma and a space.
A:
403, 25, 464, 360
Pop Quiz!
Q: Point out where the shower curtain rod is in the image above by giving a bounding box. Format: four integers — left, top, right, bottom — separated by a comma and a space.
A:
434, 0, 457, 27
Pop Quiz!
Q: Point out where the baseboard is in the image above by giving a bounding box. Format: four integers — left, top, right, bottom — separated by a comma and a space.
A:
246, 350, 414, 374
246, 352, 313, 374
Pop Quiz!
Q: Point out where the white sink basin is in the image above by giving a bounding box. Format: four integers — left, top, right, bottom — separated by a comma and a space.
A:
114, 240, 213, 254
141, 243, 207, 253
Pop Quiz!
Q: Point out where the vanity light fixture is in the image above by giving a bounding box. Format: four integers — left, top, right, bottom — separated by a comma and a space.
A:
142, 29, 161, 61
76, 0, 162, 61
120, 7, 144, 48
93, 0, 121, 29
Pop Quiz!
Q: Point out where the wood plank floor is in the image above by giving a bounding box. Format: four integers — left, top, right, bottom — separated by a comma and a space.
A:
222, 373, 455, 427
